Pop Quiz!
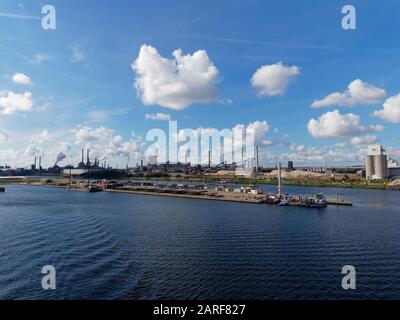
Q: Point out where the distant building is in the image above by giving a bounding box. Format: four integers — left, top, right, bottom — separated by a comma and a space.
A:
288, 161, 294, 171
365, 145, 389, 180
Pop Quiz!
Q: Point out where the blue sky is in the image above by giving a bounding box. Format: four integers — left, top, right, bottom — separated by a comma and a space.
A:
0, 0, 399, 168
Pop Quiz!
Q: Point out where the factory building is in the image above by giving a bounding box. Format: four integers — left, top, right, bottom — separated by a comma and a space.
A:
364, 145, 400, 180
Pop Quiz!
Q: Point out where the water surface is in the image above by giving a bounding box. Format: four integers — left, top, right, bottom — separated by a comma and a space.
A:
0, 184, 399, 300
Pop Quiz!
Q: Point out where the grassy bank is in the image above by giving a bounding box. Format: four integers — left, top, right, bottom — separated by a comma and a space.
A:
0, 175, 390, 191
127, 176, 389, 190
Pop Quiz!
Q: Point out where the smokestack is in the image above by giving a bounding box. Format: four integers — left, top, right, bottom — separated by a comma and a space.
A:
242, 147, 244, 169
87, 149, 90, 167
208, 150, 211, 168
34, 156, 37, 170
256, 146, 259, 172
81, 149, 84, 165
39, 156, 42, 171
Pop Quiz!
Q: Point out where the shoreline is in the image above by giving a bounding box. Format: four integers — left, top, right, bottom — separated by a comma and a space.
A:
0, 176, 395, 191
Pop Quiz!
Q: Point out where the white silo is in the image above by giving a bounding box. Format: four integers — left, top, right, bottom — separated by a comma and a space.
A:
365, 155, 374, 180
373, 155, 389, 180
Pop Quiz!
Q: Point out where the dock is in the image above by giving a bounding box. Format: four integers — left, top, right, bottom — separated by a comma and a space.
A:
104, 188, 265, 204
18, 178, 354, 207
326, 199, 353, 206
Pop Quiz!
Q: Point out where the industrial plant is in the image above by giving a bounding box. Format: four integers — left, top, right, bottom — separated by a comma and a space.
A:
0, 145, 400, 190
364, 145, 400, 180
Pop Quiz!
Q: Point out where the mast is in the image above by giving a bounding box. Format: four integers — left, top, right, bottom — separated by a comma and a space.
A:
277, 162, 283, 197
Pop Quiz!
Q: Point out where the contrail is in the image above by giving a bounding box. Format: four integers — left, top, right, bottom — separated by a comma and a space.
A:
0, 43, 34, 63
0, 12, 41, 20
178, 34, 396, 54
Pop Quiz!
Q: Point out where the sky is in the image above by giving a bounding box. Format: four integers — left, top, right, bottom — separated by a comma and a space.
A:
0, 0, 400, 168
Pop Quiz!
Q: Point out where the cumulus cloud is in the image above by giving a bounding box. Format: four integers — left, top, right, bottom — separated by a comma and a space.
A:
307, 110, 383, 139
312, 79, 386, 108
11, 73, 32, 85
73, 126, 141, 163
0, 91, 33, 115
35, 130, 50, 144
351, 135, 379, 147
250, 62, 300, 96
373, 93, 400, 124
145, 113, 171, 121
74, 126, 115, 145
245, 120, 270, 146
132, 44, 220, 110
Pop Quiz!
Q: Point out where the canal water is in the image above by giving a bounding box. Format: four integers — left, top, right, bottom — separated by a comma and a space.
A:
0, 184, 399, 299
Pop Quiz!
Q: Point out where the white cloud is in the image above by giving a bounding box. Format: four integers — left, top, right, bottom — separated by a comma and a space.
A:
70, 44, 87, 63
132, 44, 220, 110
11, 73, 32, 85
33, 130, 50, 144
312, 79, 386, 108
250, 62, 300, 96
307, 109, 383, 139
0, 91, 33, 115
71, 126, 143, 164
74, 126, 114, 145
373, 93, 400, 124
145, 113, 171, 121
87, 111, 109, 123
351, 135, 379, 147
246, 120, 270, 146
60, 142, 72, 153
33, 54, 50, 64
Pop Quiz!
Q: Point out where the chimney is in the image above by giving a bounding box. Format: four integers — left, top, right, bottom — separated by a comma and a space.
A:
39, 156, 42, 170
256, 146, 259, 172
87, 149, 90, 167
34, 156, 37, 170
81, 149, 84, 165
241, 147, 244, 169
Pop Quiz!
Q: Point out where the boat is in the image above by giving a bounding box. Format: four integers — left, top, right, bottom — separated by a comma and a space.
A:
278, 199, 290, 206
265, 194, 280, 204
307, 193, 327, 208
88, 186, 103, 193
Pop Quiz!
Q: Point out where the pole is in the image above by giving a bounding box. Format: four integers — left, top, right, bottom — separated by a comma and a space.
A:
278, 162, 282, 197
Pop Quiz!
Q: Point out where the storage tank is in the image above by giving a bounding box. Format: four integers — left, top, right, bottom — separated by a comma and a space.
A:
373, 155, 389, 179
365, 155, 374, 180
